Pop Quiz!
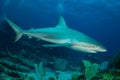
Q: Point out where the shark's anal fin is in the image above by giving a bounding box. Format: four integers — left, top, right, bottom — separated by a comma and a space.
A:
42, 43, 71, 47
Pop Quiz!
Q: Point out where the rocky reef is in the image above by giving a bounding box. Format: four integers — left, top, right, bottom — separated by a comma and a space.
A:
0, 49, 120, 80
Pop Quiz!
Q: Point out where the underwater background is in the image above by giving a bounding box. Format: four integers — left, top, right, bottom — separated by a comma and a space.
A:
0, 0, 120, 80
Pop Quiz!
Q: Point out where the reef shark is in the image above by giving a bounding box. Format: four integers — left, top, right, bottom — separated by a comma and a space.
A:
4, 17, 107, 53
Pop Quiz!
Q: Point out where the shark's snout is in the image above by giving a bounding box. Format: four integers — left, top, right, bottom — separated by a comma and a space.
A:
97, 46, 107, 52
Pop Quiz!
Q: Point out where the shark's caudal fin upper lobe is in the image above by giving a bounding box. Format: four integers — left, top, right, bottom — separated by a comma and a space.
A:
4, 17, 23, 42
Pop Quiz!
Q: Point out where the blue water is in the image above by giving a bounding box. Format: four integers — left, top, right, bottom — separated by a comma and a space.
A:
0, 0, 120, 62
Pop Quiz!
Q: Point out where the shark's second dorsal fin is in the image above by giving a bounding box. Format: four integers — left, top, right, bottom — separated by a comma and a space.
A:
56, 16, 68, 28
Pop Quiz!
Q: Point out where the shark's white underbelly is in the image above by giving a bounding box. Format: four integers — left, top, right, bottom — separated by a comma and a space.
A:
40, 37, 71, 44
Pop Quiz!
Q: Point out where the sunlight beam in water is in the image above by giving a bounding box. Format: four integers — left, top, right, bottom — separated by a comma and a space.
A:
56, 3, 64, 14
4, 0, 10, 8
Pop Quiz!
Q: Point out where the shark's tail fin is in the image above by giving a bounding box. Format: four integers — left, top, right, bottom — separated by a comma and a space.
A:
4, 17, 23, 42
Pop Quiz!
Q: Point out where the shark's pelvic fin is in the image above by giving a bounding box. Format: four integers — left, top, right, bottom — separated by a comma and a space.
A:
4, 17, 23, 42
56, 16, 68, 28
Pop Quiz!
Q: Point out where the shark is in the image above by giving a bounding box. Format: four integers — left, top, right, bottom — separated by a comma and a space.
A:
4, 17, 107, 53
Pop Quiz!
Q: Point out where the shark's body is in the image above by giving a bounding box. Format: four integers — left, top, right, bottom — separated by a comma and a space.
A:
5, 17, 107, 53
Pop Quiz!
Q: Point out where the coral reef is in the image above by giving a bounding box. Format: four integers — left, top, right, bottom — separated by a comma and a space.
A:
0, 49, 120, 80
102, 69, 120, 80
0, 50, 35, 79
35, 62, 46, 80
52, 57, 68, 71
82, 60, 99, 80
109, 51, 120, 69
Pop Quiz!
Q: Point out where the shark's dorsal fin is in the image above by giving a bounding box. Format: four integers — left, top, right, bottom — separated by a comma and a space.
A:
56, 16, 68, 28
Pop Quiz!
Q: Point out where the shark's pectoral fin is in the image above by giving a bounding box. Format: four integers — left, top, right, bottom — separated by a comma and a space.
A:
42, 43, 71, 47
28, 35, 32, 39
